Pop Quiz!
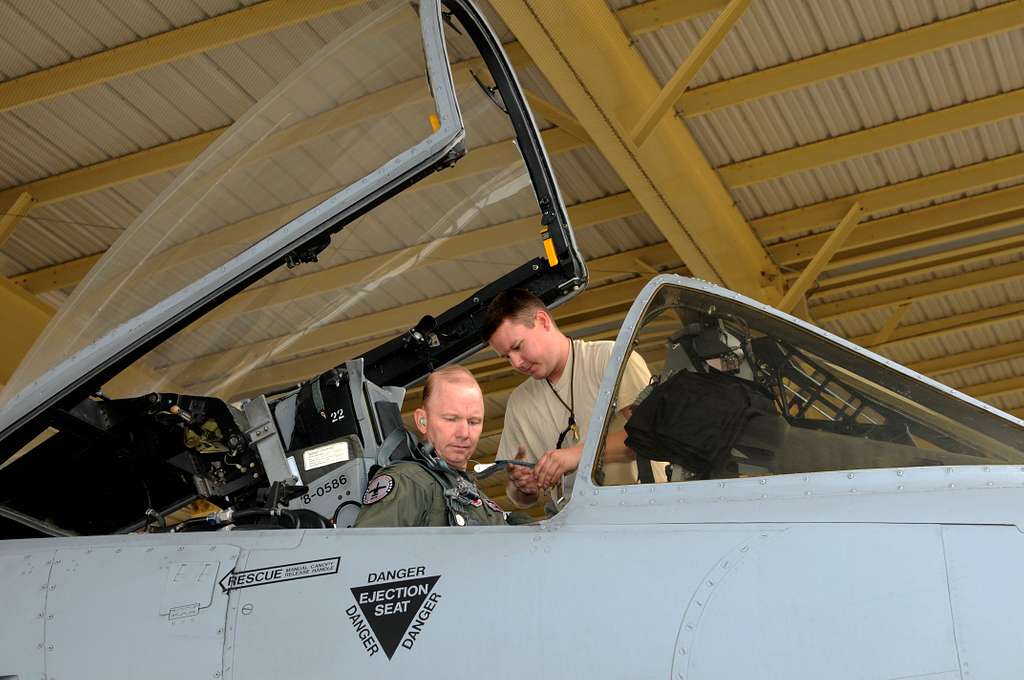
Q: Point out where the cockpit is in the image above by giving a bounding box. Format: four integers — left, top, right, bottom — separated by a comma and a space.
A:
0, 0, 586, 537
1, 0, 1022, 540
591, 280, 1024, 490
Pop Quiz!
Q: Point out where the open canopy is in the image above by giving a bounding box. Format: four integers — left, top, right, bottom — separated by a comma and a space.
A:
0, 0, 585, 460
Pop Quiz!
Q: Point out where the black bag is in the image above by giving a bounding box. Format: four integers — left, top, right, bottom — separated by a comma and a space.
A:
625, 371, 778, 478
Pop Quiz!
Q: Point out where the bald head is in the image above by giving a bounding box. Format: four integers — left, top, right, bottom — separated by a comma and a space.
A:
415, 365, 484, 470
422, 365, 481, 408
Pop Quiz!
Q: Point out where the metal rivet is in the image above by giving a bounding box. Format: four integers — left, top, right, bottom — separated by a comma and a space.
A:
241, 604, 254, 615
847, 472, 855, 479
897, 485, 904, 491
759, 479, 767, 485
896, 470, 903, 476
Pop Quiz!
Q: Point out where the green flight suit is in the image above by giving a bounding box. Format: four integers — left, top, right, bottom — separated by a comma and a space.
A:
354, 461, 506, 528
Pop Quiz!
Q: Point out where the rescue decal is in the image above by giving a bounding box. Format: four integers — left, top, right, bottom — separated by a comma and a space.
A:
347, 565, 442, 660
218, 556, 340, 592
362, 474, 395, 505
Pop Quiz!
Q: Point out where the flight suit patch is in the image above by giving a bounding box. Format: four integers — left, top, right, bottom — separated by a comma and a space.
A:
363, 475, 395, 505
470, 497, 482, 507
484, 498, 502, 513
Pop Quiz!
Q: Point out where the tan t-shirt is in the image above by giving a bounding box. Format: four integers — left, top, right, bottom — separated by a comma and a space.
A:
496, 339, 652, 504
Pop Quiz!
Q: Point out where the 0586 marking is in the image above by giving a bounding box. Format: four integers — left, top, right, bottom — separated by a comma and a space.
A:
302, 473, 349, 504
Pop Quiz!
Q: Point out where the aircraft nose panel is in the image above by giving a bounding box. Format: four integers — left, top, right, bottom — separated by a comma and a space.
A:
42, 544, 240, 680
672, 525, 959, 680
0, 550, 51, 680
941, 525, 1024, 679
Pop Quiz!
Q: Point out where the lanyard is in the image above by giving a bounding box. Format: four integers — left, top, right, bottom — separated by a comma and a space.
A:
546, 339, 578, 449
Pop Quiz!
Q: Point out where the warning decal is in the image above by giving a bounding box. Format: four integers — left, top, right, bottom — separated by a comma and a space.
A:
348, 571, 442, 660
219, 557, 340, 592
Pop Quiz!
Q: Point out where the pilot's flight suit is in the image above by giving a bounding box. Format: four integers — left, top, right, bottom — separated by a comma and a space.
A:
354, 460, 506, 528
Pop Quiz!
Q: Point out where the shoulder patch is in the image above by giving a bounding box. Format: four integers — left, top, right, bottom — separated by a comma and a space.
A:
470, 497, 483, 507
362, 474, 395, 505
485, 498, 503, 513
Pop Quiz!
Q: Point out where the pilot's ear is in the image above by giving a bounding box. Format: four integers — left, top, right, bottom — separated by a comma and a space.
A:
414, 408, 428, 435
536, 309, 552, 330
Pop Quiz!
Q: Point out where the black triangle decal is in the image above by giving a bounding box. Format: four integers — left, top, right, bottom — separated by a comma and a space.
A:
350, 575, 440, 659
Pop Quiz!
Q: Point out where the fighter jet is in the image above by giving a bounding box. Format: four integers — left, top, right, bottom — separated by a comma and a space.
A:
1, 1, 1022, 678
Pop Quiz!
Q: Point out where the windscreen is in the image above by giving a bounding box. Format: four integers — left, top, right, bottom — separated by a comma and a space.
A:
593, 281, 1024, 486
1, 0, 547, 407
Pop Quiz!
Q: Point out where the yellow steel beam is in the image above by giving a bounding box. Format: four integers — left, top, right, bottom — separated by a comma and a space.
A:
11, 127, 589, 295
868, 302, 913, 346
772, 184, 1024, 270
719, 89, 1024, 188
11, 254, 103, 295
752, 152, 1024, 242
617, 0, 730, 34
0, 0, 691, 115
0, 276, 179, 396
490, 0, 780, 300
907, 339, 1024, 377
964, 375, 1024, 401
807, 229, 1024, 299
0, 192, 34, 249
0, 0, 366, 113
0, 52, 534, 214
215, 265, 683, 401
523, 90, 591, 143
0, 277, 53, 384
184, 189, 640, 330
0, 0, 692, 215
678, 1, 1024, 117
631, 0, 750, 146
0, 129, 222, 210
777, 201, 862, 313
812, 259, 1024, 322
849, 301, 1024, 350
174, 245, 680, 393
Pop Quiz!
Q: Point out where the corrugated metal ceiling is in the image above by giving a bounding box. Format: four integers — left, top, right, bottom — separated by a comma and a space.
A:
0, 0, 1021, 431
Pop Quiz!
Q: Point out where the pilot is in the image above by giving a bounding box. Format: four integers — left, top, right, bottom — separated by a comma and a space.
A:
482, 289, 654, 514
353, 365, 506, 528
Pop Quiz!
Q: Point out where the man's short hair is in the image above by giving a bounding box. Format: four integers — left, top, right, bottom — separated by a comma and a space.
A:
481, 289, 548, 342
422, 364, 480, 407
